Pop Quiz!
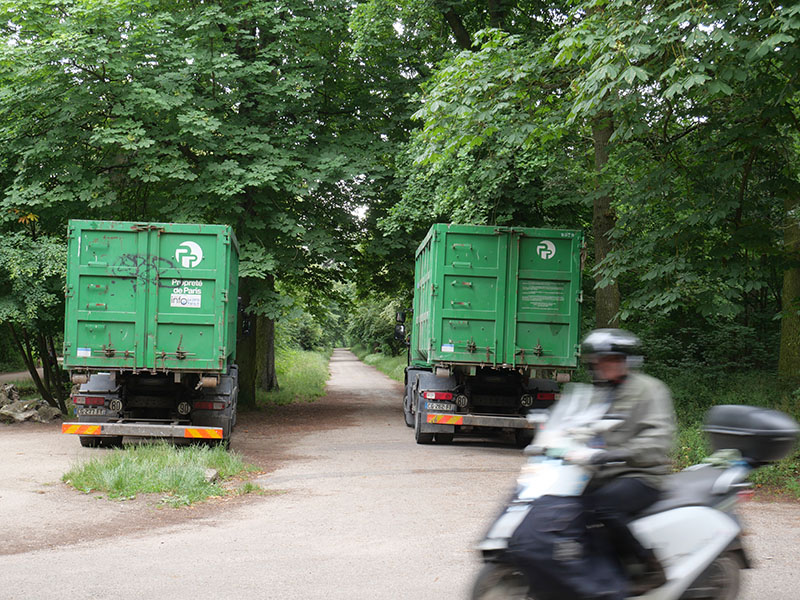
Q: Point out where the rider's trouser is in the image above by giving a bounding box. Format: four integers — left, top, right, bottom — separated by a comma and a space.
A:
583, 477, 660, 562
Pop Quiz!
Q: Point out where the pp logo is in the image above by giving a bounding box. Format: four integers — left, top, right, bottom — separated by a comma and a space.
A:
536, 240, 556, 260
175, 241, 203, 268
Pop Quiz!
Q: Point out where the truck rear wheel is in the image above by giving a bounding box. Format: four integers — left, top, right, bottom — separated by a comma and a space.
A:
514, 430, 534, 449
414, 408, 433, 445
79, 436, 101, 448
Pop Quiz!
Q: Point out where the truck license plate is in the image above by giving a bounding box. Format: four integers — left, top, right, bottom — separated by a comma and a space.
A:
426, 402, 454, 412
77, 407, 106, 416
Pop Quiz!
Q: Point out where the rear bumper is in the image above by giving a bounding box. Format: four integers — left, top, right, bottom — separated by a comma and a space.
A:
420, 412, 532, 433
62, 421, 223, 440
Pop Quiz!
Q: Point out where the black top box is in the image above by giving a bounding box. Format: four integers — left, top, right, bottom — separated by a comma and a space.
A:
703, 405, 799, 465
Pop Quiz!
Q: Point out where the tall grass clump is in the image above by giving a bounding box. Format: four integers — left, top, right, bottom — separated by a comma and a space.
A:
62, 441, 256, 506
258, 348, 331, 406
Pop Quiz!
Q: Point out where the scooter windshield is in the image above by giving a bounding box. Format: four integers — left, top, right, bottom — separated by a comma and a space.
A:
533, 384, 610, 449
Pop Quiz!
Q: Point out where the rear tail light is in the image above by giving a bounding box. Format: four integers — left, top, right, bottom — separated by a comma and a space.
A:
194, 401, 225, 411
423, 391, 453, 401
536, 392, 557, 401
73, 396, 105, 406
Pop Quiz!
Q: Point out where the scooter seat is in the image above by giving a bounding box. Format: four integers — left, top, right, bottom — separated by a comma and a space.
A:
638, 464, 729, 517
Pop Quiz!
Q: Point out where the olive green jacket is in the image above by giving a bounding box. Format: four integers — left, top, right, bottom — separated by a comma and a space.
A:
592, 371, 676, 489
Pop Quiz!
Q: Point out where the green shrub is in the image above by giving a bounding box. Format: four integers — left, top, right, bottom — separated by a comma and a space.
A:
346, 298, 406, 356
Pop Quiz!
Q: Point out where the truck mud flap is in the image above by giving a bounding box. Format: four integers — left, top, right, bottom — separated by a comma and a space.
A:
62, 422, 224, 440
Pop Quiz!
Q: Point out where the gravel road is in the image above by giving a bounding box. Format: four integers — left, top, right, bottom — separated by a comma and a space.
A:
0, 349, 797, 599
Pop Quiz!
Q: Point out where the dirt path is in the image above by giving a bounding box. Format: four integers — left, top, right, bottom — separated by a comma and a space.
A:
0, 349, 797, 599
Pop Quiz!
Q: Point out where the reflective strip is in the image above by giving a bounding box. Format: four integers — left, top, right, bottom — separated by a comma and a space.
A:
62, 423, 102, 435
183, 427, 223, 439
427, 414, 464, 425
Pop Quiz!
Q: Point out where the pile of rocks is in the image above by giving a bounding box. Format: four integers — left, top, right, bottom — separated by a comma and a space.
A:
0, 384, 64, 423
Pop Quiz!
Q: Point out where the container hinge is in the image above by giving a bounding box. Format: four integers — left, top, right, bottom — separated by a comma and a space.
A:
516, 348, 525, 362
467, 340, 476, 353
131, 224, 165, 232
533, 341, 544, 357
431, 284, 437, 296
486, 347, 493, 362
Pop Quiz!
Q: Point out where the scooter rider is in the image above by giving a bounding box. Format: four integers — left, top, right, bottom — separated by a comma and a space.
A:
569, 328, 676, 594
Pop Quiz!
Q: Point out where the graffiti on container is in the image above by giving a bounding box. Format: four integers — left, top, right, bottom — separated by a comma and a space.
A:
110, 254, 177, 291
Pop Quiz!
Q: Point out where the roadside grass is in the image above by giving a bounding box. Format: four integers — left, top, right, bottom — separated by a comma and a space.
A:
62, 441, 259, 506
350, 345, 406, 382
257, 348, 332, 406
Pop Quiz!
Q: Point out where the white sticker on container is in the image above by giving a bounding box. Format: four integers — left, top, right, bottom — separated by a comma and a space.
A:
171, 294, 201, 308
77, 348, 92, 358
441, 343, 455, 353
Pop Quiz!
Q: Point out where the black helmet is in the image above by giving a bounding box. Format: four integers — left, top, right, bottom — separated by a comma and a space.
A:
581, 329, 641, 361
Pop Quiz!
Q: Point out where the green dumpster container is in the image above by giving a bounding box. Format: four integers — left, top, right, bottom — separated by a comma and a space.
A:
411, 223, 583, 369
63, 220, 239, 374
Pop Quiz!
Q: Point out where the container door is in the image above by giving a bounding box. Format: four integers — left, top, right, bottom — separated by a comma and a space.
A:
435, 227, 509, 366
147, 226, 229, 372
66, 223, 150, 370
504, 230, 582, 368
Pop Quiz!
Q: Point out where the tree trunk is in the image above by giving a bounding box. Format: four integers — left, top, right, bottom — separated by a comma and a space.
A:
7, 324, 58, 409
257, 313, 279, 392
591, 111, 621, 328
236, 284, 258, 408
779, 192, 800, 376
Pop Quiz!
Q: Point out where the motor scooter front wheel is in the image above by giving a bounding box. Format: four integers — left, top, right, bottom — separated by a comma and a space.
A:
704, 553, 741, 600
471, 562, 532, 600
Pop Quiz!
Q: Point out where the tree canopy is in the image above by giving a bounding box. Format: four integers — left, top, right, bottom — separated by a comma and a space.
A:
0, 0, 797, 381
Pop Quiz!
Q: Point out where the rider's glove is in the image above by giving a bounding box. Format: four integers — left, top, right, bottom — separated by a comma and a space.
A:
565, 448, 606, 465
589, 449, 632, 465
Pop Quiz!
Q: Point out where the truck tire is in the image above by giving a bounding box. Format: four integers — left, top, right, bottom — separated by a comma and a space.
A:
514, 429, 534, 449
79, 436, 101, 448
414, 405, 434, 445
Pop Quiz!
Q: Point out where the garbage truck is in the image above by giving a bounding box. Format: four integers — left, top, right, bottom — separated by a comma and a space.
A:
400, 224, 583, 446
61, 220, 239, 447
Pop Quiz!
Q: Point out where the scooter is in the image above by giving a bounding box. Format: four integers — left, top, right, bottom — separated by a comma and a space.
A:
472, 384, 799, 600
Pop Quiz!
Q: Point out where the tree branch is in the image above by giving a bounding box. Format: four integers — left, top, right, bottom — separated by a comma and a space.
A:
440, 7, 474, 50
